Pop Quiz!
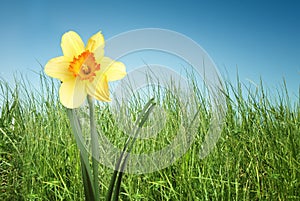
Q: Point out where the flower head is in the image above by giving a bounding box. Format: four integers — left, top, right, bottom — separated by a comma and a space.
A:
45, 31, 126, 108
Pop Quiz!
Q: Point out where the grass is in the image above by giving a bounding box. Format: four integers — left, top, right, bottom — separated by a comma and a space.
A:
0, 71, 299, 200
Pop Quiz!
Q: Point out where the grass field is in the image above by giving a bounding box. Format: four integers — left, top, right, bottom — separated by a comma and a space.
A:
0, 72, 299, 200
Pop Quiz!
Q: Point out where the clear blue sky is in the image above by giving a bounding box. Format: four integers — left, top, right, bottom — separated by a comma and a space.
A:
0, 0, 299, 100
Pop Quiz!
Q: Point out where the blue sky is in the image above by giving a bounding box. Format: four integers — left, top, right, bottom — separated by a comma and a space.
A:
0, 0, 299, 100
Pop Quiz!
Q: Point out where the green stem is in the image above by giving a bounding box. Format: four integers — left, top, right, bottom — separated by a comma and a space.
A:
87, 96, 100, 200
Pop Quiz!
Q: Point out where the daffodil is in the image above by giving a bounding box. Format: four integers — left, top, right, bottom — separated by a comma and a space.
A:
45, 31, 126, 108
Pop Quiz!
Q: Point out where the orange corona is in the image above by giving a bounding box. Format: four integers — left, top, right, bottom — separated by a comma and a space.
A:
68, 50, 100, 81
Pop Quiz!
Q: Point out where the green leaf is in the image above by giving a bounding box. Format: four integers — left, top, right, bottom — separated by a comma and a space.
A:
80, 153, 96, 201
87, 96, 100, 200
66, 109, 96, 200
106, 98, 156, 201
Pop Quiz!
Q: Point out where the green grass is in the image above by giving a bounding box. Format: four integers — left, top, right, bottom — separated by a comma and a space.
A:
0, 72, 299, 200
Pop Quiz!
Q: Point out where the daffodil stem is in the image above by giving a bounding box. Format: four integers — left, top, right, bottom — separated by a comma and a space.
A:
87, 96, 100, 200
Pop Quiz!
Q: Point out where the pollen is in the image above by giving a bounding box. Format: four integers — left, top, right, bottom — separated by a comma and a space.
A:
68, 50, 100, 82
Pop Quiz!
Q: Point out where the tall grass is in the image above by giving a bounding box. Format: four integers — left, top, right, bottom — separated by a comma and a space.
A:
0, 72, 299, 200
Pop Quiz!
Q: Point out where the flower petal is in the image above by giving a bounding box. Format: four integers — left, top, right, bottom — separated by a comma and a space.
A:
86, 32, 105, 52
59, 78, 87, 108
87, 75, 111, 102
61, 31, 85, 59
99, 57, 127, 81
92, 43, 105, 63
44, 56, 73, 81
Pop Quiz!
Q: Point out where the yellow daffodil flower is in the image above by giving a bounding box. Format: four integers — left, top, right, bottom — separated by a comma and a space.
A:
45, 31, 126, 108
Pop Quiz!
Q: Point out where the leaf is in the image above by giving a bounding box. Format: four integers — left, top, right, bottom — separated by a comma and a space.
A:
66, 109, 96, 200
80, 153, 96, 201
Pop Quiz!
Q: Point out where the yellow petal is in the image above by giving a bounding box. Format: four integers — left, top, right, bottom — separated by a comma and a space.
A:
92, 43, 105, 63
87, 75, 111, 102
59, 78, 87, 108
99, 57, 127, 81
44, 56, 73, 82
61, 31, 85, 59
86, 32, 105, 52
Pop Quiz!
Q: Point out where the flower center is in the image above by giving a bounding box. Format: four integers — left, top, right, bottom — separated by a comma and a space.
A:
68, 50, 100, 82
81, 64, 91, 74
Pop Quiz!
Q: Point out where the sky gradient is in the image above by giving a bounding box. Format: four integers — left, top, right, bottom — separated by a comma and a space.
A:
0, 0, 299, 100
